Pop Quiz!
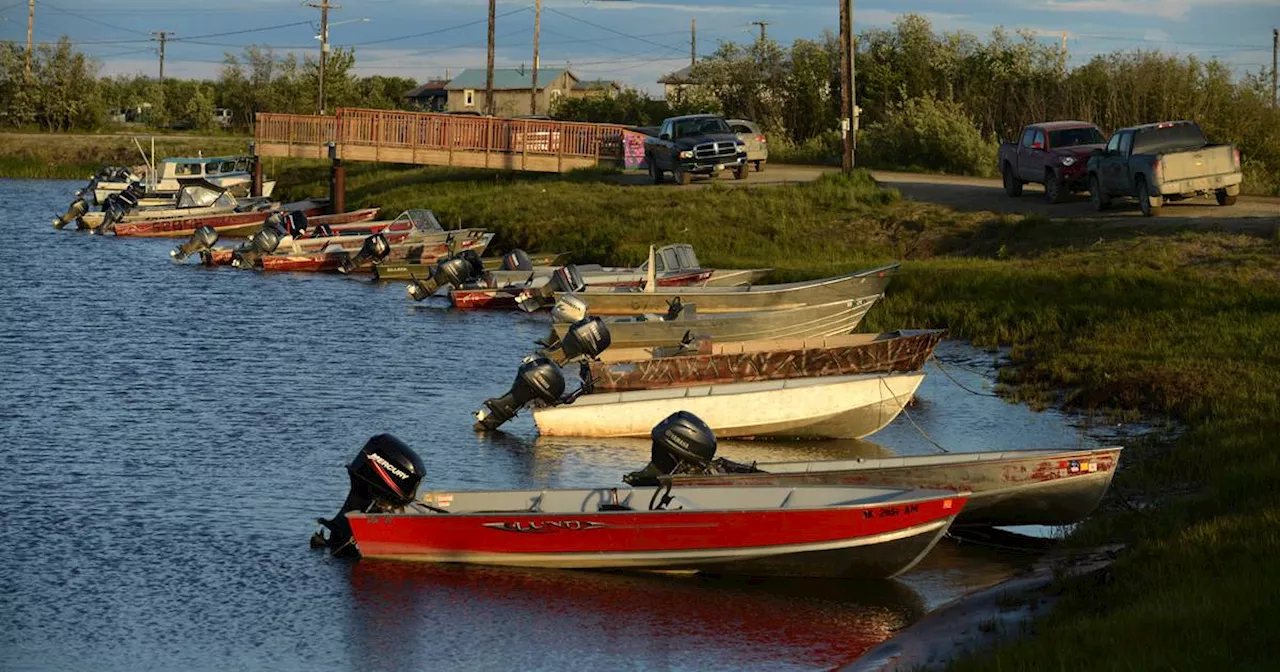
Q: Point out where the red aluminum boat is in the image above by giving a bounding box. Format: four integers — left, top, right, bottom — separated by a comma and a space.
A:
450, 268, 715, 310
314, 434, 968, 579
261, 230, 493, 273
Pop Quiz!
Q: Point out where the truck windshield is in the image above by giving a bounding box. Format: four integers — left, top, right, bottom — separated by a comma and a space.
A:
1133, 123, 1207, 155
673, 117, 730, 138
1048, 127, 1105, 148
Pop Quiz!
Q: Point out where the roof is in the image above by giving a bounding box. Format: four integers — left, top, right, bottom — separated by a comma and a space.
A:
573, 79, 619, 91
404, 80, 449, 98
445, 68, 573, 91
1029, 120, 1101, 131
664, 114, 723, 123
658, 65, 694, 84
1116, 120, 1198, 132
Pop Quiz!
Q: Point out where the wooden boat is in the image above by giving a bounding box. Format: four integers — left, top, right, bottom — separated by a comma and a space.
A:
112, 203, 365, 238
666, 447, 1123, 528
374, 252, 573, 280
550, 298, 880, 350
559, 264, 899, 316
450, 268, 715, 310
260, 231, 494, 273
344, 484, 967, 578
588, 330, 946, 391
533, 371, 925, 439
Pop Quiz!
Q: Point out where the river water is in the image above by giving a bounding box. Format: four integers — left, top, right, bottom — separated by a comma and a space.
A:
0, 179, 1116, 671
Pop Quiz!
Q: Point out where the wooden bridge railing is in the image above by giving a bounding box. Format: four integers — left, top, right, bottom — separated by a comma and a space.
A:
255, 108, 625, 171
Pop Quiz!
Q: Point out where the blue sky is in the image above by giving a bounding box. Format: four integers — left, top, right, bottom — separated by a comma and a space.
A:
1, 0, 1274, 94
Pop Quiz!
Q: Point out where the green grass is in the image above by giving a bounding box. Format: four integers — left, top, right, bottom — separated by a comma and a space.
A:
268, 160, 1280, 669
0, 132, 251, 181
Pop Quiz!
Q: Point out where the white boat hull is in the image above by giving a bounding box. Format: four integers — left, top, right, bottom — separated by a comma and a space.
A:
533, 372, 925, 439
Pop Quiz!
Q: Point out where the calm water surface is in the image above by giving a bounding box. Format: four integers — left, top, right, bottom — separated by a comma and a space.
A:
0, 179, 1115, 671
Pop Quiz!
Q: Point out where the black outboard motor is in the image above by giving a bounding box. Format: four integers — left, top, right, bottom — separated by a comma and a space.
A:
309, 221, 334, 239
53, 191, 90, 229
171, 225, 220, 261
231, 225, 284, 268
540, 316, 611, 365
339, 233, 391, 274
99, 183, 143, 233
516, 264, 586, 312
501, 248, 533, 271
280, 210, 309, 238
406, 250, 486, 301
474, 355, 566, 431
313, 433, 426, 557
623, 411, 719, 486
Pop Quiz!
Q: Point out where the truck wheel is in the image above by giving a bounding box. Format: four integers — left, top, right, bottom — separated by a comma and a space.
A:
1002, 164, 1023, 197
1215, 189, 1237, 206
734, 163, 748, 180
754, 160, 765, 172
1138, 178, 1162, 217
673, 165, 692, 186
648, 157, 663, 184
1090, 175, 1110, 211
1044, 173, 1064, 204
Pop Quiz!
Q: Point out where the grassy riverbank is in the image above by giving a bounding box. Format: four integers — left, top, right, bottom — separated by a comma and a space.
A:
0, 132, 250, 180
272, 161, 1280, 669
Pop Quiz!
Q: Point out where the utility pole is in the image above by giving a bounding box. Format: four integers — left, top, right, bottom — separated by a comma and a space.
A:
530, 0, 541, 115
485, 0, 496, 116
838, 0, 853, 173
306, 0, 338, 115
1060, 31, 1068, 71
751, 20, 770, 43
1272, 28, 1277, 107
690, 17, 696, 68
152, 31, 170, 84
24, 0, 34, 80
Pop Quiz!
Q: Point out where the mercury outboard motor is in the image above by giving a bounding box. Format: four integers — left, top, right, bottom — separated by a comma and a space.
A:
53, 191, 90, 229
312, 433, 426, 557
280, 210, 309, 238
339, 233, 391, 274
540, 316, 611, 365
474, 355, 566, 431
623, 411, 719, 486
500, 248, 533, 271
231, 225, 284, 268
171, 225, 220, 261
99, 183, 144, 233
406, 250, 486, 301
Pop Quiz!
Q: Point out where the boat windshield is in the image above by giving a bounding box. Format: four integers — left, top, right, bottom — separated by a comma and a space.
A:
400, 209, 443, 231
176, 185, 225, 208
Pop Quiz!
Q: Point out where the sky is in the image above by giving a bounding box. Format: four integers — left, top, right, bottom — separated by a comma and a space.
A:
1, 0, 1275, 95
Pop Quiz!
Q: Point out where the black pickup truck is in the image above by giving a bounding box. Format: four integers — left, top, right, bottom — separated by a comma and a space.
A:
1087, 120, 1242, 217
645, 114, 748, 185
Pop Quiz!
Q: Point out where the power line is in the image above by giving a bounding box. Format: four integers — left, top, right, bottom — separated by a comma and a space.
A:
544, 6, 687, 55
350, 5, 530, 46
173, 20, 313, 43
41, 1, 151, 37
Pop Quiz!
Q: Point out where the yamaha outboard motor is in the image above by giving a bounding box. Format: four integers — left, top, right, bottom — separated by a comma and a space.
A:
231, 225, 284, 268
170, 225, 220, 261
516, 264, 586, 312
623, 411, 719, 486
500, 248, 533, 271
53, 191, 90, 229
339, 233, 391, 274
540, 316, 611, 365
406, 250, 486, 301
313, 433, 426, 557
474, 355, 565, 431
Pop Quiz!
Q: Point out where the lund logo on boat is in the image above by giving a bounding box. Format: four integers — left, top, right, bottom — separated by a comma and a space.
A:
482, 520, 607, 533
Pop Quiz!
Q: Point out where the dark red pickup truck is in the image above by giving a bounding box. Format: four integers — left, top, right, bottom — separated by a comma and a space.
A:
999, 121, 1107, 203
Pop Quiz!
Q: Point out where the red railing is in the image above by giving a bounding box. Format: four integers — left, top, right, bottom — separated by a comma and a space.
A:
255, 108, 624, 163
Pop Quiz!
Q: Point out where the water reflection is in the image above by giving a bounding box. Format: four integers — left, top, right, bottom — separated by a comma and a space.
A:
345, 561, 927, 671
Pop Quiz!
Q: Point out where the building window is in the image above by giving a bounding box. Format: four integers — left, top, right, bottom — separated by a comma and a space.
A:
464, 89, 475, 107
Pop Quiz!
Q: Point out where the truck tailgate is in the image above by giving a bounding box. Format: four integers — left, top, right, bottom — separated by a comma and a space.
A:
1161, 145, 1235, 182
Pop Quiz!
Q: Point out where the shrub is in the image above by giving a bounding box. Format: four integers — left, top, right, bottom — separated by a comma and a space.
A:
858, 95, 999, 177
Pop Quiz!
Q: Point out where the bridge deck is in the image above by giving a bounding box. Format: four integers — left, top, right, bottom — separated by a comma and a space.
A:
255, 108, 625, 173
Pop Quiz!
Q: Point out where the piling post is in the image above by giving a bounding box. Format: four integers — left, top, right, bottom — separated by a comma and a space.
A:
328, 141, 345, 215
249, 141, 263, 197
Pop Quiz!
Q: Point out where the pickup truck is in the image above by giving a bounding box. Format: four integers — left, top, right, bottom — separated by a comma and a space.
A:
999, 121, 1106, 203
1087, 120, 1242, 217
645, 114, 748, 185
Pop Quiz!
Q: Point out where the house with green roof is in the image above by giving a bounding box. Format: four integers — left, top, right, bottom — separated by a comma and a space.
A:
444, 67, 616, 116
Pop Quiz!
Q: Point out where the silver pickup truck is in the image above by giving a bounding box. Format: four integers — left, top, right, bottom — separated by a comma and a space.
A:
1086, 120, 1242, 217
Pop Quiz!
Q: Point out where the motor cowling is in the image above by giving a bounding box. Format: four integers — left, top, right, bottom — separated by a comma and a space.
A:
550, 264, 586, 293
231, 225, 284, 268
339, 233, 391, 274
473, 355, 565, 431
100, 187, 141, 233
406, 251, 485, 301
171, 225, 220, 260
551, 294, 589, 323
282, 210, 309, 238
623, 411, 718, 486
309, 222, 334, 239
501, 248, 533, 271
315, 433, 426, 556
53, 194, 89, 229
541, 316, 611, 365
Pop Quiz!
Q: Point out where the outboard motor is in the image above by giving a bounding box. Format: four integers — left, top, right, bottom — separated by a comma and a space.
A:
99, 184, 143, 233
540, 316, 611, 365
623, 411, 719, 486
516, 264, 586, 312
231, 225, 284, 268
339, 233, 391, 274
279, 210, 309, 238
474, 355, 565, 431
171, 225, 220, 261
551, 293, 589, 323
53, 191, 90, 229
313, 433, 426, 557
406, 250, 486, 301
500, 248, 533, 271
309, 221, 334, 239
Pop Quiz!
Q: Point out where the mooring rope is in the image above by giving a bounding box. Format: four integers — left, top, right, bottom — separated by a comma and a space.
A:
880, 376, 951, 453
931, 353, 1000, 398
